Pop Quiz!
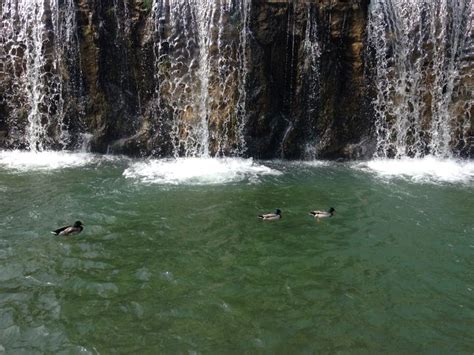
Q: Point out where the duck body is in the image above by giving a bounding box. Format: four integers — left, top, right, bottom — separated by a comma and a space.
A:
52, 221, 83, 236
258, 209, 282, 221
309, 208, 335, 219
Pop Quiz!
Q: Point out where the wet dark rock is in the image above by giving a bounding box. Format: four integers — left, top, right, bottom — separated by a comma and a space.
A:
0, 0, 391, 159
245, 0, 373, 159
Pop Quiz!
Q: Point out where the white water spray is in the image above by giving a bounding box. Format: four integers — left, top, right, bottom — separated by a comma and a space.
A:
123, 157, 281, 185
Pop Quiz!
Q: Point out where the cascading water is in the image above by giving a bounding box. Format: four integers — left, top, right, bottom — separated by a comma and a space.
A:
279, 3, 322, 159
302, 5, 321, 110
278, 2, 297, 159
301, 3, 321, 159
0, 0, 80, 151
151, 0, 250, 158
236, 0, 251, 156
368, 0, 473, 158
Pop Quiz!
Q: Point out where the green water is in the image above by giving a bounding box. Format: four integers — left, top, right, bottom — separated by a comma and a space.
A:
0, 155, 473, 353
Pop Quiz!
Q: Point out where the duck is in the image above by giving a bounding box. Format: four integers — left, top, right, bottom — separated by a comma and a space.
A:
258, 209, 282, 221
51, 221, 84, 236
309, 207, 335, 220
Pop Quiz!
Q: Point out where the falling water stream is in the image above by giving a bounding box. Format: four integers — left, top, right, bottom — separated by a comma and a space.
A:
0, 1, 473, 352
152, 0, 250, 157
0, 0, 471, 158
368, 0, 472, 158
0, 0, 81, 151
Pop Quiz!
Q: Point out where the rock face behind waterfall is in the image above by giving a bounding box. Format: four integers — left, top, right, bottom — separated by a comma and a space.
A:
0, 0, 471, 159
245, 0, 372, 159
74, 0, 150, 154
111, 0, 373, 159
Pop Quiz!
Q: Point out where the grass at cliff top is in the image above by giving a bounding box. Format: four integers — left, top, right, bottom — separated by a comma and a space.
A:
0, 152, 473, 353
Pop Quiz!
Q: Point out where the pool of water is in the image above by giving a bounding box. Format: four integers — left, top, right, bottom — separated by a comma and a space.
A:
0, 151, 473, 353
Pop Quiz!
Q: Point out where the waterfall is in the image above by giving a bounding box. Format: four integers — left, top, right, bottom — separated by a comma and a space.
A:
236, 0, 251, 156
302, 5, 321, 109
285, 2, 296, 110
0, 0, 80, 151
369, 0, 473, 158
152, 0, 249, 158
301, 4, 321, 159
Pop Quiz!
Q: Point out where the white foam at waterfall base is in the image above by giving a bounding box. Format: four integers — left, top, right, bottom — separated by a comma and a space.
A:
123, 158, 281, 185
0, 150, 96, 172
356, 156, 474, 184
302, 160, 331, 167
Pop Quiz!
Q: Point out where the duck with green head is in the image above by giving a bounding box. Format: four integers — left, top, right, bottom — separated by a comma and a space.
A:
258, 209, 282, 221
51, 221, 84, 236
309, 208, 335, 221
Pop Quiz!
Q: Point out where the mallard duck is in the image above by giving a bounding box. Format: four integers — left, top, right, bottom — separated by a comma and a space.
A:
309, 207, 335, 220
51, 221, 84, 236
258, 209, 282, 220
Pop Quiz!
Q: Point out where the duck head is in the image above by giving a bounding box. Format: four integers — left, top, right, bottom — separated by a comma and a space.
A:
275, 209, 282, 215
73, 221, 83, 228
328, 208, 335, 214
